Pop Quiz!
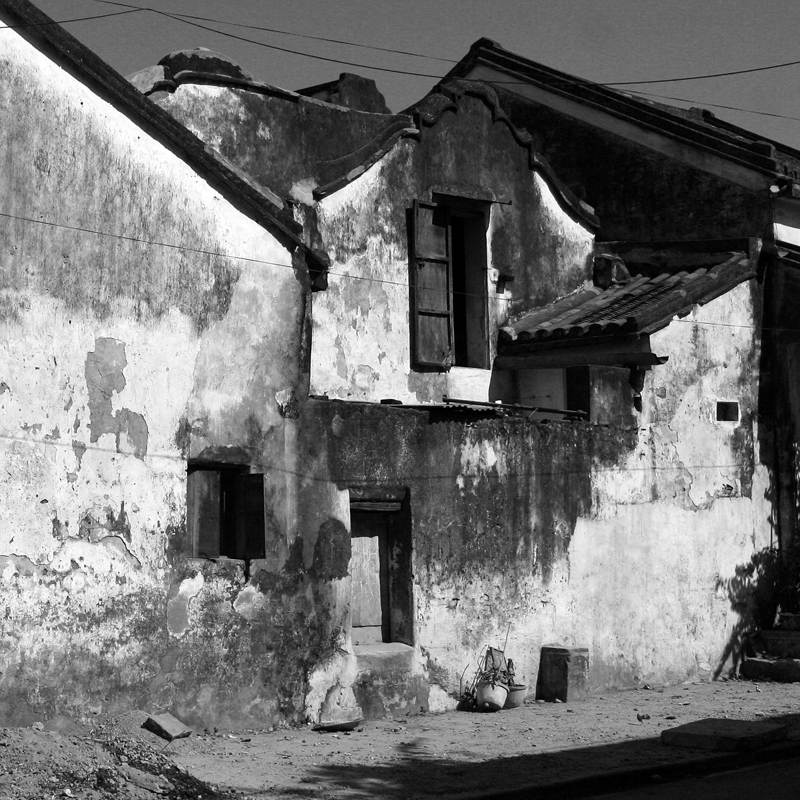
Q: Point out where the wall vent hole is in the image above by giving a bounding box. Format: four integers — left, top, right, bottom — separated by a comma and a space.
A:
716, 401, 739, 422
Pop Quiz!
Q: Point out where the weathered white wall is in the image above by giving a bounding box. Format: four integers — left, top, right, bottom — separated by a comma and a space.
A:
0, 23, 304, 725
309, 105, 595, 405
412, 282, 770, 697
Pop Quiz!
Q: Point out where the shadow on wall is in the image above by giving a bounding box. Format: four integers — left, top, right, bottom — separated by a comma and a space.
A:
714, 547, 780, 678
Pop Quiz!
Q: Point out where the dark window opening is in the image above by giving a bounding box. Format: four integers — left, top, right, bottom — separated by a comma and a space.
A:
565, 366, 591, 415
187, 465, 265, 560
349, 497, 413, 646
717, 401, 739, 422
411, 198, 488, 370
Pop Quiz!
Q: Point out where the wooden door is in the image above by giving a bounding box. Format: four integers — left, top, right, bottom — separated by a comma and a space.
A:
350, 511, 390, 644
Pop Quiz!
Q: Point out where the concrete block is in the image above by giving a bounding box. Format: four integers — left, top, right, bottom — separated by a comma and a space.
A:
756, 630, 800, 659
740, 655, 800, 682
661, 718, 788, 751
141, 712, 192, 742
535, 645, 589, 703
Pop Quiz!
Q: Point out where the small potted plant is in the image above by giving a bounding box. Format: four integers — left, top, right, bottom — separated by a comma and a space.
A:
474, 647, 510, 711
502, 659, 528, 709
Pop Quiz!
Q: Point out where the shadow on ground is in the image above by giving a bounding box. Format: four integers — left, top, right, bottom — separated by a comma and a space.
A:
216, 709, 800, 800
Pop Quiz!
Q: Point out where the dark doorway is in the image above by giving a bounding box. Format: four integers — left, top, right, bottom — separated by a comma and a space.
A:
349, 496, 413, 646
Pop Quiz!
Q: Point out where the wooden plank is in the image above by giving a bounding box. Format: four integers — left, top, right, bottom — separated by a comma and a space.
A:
350, 535, 382, 629
350, 501, 402, 512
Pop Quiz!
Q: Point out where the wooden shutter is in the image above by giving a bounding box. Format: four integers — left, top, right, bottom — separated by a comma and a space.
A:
232, 473, 266, 559
187, 469, 222, 558
411, 199, 454, 369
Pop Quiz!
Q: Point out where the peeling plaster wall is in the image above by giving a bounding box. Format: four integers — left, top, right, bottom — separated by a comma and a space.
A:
153, 82, 413, 202
310, 95, 595, 404
302, 281, 770, 707
0, 25, 314, 727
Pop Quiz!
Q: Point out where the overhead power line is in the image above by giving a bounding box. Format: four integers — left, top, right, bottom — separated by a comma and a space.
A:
633, 90, 800, 124
92, 0, 800, 91
94, 0, 449, 78
86, 1, 800, 127
607, 58, 800, 87
0, 209, 777, 338
0, 7, 141, 29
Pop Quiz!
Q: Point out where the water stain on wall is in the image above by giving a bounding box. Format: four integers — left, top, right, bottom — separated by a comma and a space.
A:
84, 338, 148, 459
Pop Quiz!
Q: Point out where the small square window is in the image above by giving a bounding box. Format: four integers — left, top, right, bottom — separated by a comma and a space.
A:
716, 401, 739, 422
187, 464, 265, 559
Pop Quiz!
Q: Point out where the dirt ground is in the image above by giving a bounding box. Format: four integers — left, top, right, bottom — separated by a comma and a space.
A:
2, 678, 800, 800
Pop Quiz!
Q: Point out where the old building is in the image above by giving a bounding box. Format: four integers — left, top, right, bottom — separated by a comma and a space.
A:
0, 0, 795, 728
126, 41, 782, 720
0, 0, 325, 727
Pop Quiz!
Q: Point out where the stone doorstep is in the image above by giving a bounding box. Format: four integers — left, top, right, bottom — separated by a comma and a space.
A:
740, 655, 800, 682
757, 629, 800, 658
661, 718, 789, 752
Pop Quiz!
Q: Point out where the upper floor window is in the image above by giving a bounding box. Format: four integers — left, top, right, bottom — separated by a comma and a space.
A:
411, 196, 489, 370
187, 464, 265, 560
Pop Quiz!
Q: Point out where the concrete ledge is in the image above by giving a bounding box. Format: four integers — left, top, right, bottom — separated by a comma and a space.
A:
741, 656, 800, 681
757, 630, 800, 659
462, 738, 800, 800
661, 718, 788, 751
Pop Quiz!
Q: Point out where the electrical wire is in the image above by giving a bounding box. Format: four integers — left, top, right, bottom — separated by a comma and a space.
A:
92, 0, 800, 89
0, 7, 141, 29
0, 429, 754, 479
93, 0, 450, 79
631, 90, 800, 124
84, 0, 800, 128
0, 208, 784, 339
607, 58, 800, 87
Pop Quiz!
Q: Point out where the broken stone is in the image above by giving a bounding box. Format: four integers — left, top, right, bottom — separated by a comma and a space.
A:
661, 718, 788, 751
141, 712, 192, 742
118, 764, 173, 795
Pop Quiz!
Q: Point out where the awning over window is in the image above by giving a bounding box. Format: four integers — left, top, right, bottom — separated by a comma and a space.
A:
496, 247, 756, 370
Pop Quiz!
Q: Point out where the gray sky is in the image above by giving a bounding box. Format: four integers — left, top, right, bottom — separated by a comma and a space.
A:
34, 0, 800, 150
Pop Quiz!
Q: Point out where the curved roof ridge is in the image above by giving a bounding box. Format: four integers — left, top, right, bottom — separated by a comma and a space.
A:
408, 79, 599, 229
313, 119, 419, 200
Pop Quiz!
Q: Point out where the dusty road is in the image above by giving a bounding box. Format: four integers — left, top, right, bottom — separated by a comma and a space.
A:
168, 678, 800, 798
588, 756, 800, 800
0, 678, 799, 799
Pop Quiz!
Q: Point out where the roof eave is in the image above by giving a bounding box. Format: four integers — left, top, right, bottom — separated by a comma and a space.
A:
0, 0, 324, 267
448, 39, 794, 179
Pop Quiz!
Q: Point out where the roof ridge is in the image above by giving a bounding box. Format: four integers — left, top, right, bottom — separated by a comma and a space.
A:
447, 38, 800, 179
407, 78, 599, 229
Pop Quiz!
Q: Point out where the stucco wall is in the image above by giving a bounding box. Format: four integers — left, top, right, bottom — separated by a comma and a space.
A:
310, 94, 595, 404
302, 281, 771, 709
0, 25, 316, 727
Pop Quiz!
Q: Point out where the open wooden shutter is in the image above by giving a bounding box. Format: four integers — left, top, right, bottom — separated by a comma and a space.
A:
232, 473, 266, 559
411, 199, 453, 369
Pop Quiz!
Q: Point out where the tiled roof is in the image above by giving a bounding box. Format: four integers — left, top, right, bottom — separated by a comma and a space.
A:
500, 252, 754, 347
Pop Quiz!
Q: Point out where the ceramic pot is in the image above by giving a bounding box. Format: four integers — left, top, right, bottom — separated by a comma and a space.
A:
475, 680, 508, 711
503, 684, 527, 709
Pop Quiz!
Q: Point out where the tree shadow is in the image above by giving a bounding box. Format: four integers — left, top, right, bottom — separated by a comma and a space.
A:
215, 707, 800, 800
714, 547, 780, 679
